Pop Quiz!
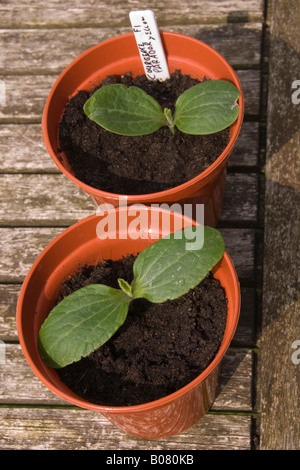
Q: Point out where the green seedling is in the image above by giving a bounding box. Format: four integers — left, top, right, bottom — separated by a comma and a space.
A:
38, 226, 225, 369
83, 79, 240, 136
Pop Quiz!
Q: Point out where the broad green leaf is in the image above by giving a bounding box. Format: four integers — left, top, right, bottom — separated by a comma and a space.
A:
83, 84, 166, 136
174, 80, 240, 135
131, 226, 225, 303
38, 284, 131, 368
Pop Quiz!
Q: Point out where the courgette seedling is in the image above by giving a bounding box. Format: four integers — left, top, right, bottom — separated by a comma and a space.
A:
38, 226, 225, 369
83, 79, 240, 136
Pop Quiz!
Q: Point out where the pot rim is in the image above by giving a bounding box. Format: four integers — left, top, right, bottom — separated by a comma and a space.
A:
16, 209, 241, 414
42, 31, 244, 203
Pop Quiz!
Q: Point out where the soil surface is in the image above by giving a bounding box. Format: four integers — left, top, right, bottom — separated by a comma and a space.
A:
56, 255, 228, 407
58, 71, 230, 195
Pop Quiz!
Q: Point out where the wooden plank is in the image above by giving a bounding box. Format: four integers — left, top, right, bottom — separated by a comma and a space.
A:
230, 121, 260, 168
237, 70, 261, 116
0, 227, 255, 283
0, 344, 66, 405
215, 349, 253, 410
0, 121, 260, 173
221, 173, 258, 224
0, 174, 95, 226
0, 406, 252, 450
0, 23, 262, 75
172, 23, 262, 68
0, 71, 260, 123
0, 0, 264, 28
235, 287, 257, 344
0, 124, 57, 173
0, 173, 258, 226
0, 75, 57, 123
259, 0, 300, 450
0, 344, 252, 411
0, 227, 64, 283
0, 284, 21, 341
220, 229, 255, 283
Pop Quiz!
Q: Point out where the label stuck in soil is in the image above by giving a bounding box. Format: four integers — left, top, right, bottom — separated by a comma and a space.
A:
129, 10, 170, 81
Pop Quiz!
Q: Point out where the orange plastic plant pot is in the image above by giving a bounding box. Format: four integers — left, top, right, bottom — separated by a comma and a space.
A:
42, 32, 244, 227
16, 207, 240, 439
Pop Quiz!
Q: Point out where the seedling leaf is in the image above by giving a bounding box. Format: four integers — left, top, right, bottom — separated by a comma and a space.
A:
38, 284, 131, 368
174, 80, 240, 135
83, 84, 166, 136
118, 278, 133, 297
131, 226, 225, 303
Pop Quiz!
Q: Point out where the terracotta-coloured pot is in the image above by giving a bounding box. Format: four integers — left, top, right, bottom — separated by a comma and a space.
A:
42, 32, 244, 227
16, 206, 240, 439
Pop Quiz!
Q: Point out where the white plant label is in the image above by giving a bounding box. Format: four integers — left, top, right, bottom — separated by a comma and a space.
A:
129, 10, 170, 81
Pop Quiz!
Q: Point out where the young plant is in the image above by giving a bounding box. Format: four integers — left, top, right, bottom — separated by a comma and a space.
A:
83, 79, 240, 136
38, 226, 225, 369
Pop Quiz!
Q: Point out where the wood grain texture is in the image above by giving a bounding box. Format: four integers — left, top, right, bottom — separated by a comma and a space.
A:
259, 0, 300, 450
0, 173, 258, 226
0, 227, 64, 282
0, 0, 264, 28
0, 407, 251, 450
0, 174, 95, 226
0, 227, 255, 283
0, 23, 262, 75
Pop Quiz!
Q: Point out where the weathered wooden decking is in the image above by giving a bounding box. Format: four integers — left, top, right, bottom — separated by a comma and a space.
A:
0, 0, 299, 450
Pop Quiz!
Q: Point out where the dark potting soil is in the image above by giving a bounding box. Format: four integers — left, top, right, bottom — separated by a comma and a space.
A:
56, 255, 228, 407
58, 71, 230, 195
